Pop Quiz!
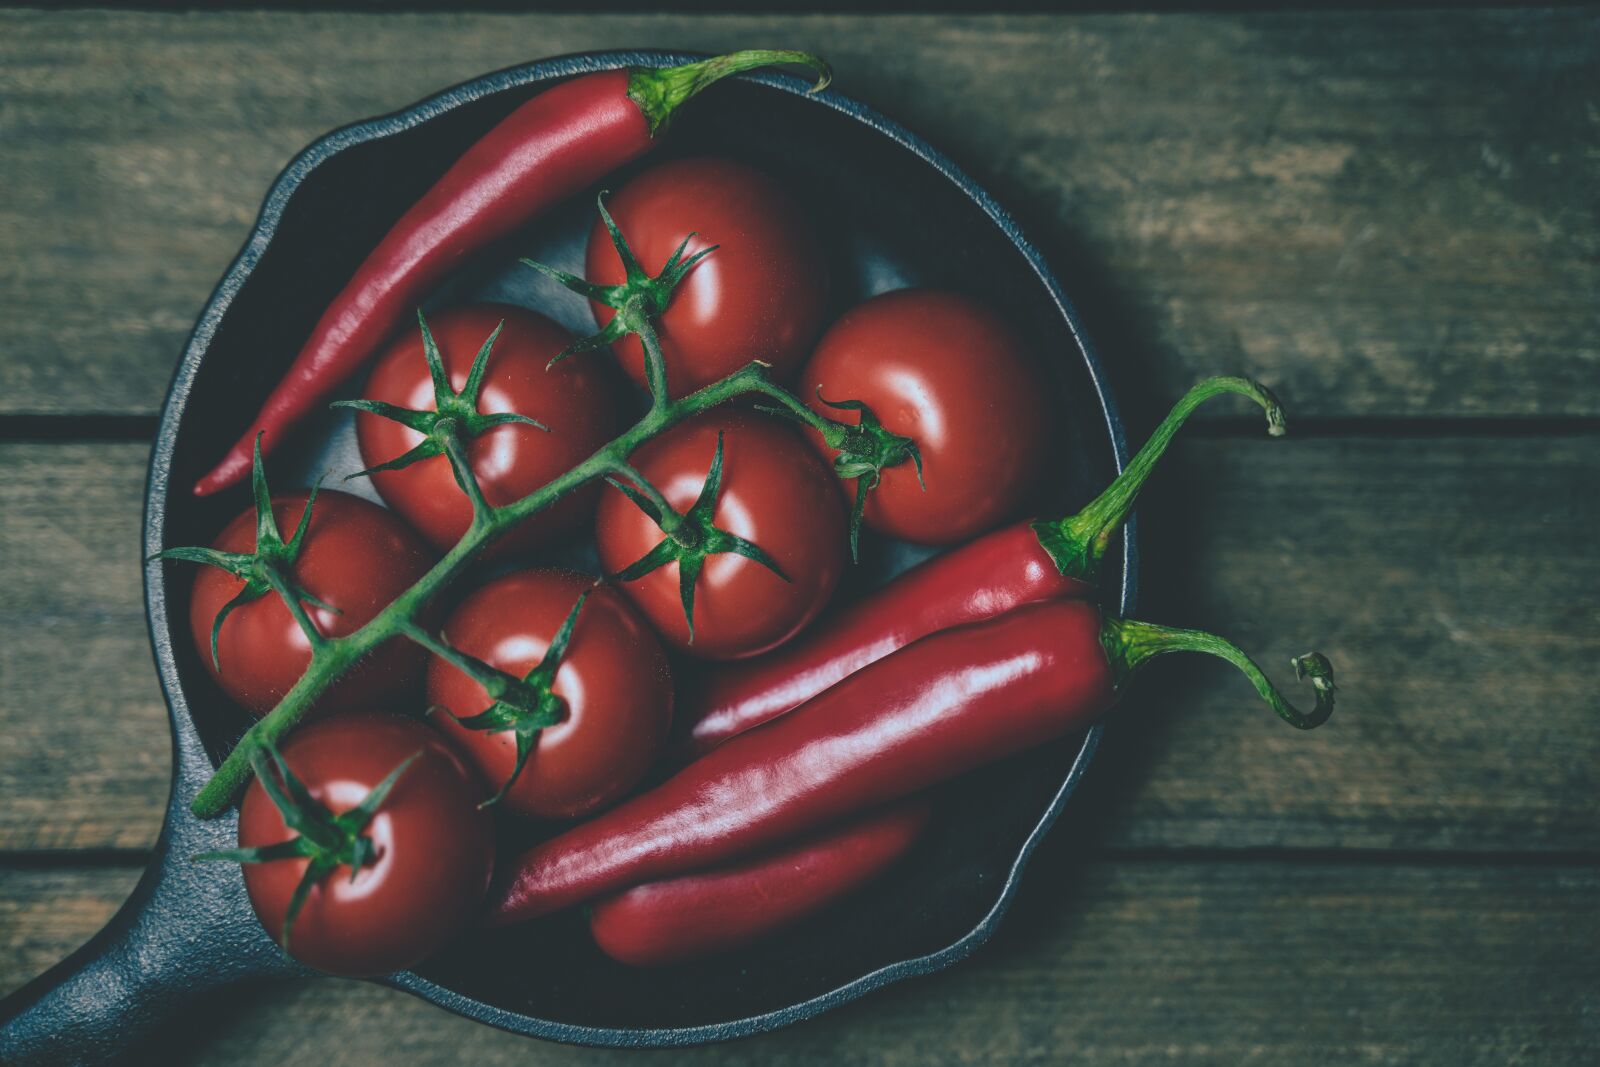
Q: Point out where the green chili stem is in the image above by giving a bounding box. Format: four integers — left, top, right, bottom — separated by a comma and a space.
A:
1100, 617, 1336, 730
628, 50, 832, 137
1033, 376, 1285, 584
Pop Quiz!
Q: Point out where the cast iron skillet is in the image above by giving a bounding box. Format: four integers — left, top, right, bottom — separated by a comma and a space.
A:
0, 51, 1134, 1061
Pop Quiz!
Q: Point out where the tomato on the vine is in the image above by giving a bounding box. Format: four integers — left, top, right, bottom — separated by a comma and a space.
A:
186, 489, 434, 716
427, 568, 674, 821
585, 157, 828, 398
799, 289, 1051, 544
595, 411, 847, 660
354, 303, 623, 553
230, 714, 495, 977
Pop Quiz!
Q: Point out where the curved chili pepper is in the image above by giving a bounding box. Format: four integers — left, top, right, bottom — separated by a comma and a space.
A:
488, 598, 1334, 924
681, 376, 1284, 759
587, 798, 931, 967
194, 50, 830, 497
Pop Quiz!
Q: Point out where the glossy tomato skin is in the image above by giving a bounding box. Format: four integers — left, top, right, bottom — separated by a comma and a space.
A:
427, 568, 674, 821
357, 303, 623, 553
586, 157, 828, 398
595, 412, 847, 660
236, 713, 495, 977
800, 289, 1051, 544
187, 490, 434, 716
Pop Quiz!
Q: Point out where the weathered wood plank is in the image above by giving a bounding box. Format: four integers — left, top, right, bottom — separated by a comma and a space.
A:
2, 860, 1594, 1064
0, 867, 139, 1001
0, 443, 168, 853
1, 10, 1593, 417
2, 433, 1594, 854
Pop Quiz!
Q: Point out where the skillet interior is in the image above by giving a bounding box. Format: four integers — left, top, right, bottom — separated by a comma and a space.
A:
146, 52, 1131, 1043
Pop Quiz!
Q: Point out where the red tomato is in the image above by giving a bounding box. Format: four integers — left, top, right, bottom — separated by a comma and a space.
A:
595, 411, 847, 660
585, 157, 828, 398
187, 490, 434, 716
235, 713, 495, 977
356, 303, 623, 552
427, 568, 674, 821
800, 289, 1051, 544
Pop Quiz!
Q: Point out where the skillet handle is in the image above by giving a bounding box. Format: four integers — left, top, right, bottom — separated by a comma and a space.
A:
0, 807, 294, 1064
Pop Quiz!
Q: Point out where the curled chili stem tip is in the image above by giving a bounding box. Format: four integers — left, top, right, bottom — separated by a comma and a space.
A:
150, 434, 334, 671
331, 309, 546, 512
1101, 617, 1336, 730
194, 741, 418, 956
630, 50, 832, 136
1034, 376, 1286, 585
607, 431, 788, 644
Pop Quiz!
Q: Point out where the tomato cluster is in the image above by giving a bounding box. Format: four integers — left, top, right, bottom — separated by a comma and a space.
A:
173, 157, 1051, 976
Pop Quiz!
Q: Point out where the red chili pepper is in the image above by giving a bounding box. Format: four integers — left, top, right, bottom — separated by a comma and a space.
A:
194, 50, 830, 497
681, 376, 1285, 759
488, 598, 1334, 925
587, 798, 931, 967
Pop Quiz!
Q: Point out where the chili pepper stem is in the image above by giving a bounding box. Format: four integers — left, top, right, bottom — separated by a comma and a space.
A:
1100, 616, 1336, 730
1033, 376, 1286, 584
188, 362, 780, 817
628, 50, 832, 136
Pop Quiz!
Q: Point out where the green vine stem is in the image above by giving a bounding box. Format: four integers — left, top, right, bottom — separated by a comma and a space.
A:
187, 361, 783, 818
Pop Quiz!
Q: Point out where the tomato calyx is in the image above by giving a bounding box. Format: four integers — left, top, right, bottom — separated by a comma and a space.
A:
760, 390, 925, 561
150, 435, 337, 670
195, 742, 418, 954
606, 431, 790, 644
333, 309, 549, 486
400, 595, 587, 807
522, 193, 715, 404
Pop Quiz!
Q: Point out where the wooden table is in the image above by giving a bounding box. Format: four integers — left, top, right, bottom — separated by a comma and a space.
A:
2, 7, 1596, 1063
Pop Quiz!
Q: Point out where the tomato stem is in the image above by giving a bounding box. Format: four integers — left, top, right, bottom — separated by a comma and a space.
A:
188, 361, 788, 817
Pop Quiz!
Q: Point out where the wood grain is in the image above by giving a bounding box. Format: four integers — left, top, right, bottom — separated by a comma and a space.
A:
0, 867, 140, 999
1, 9, 1594, 417
2, 433, 1593, 855
1, 860, 1593, 1065
0, 443, 168, 853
